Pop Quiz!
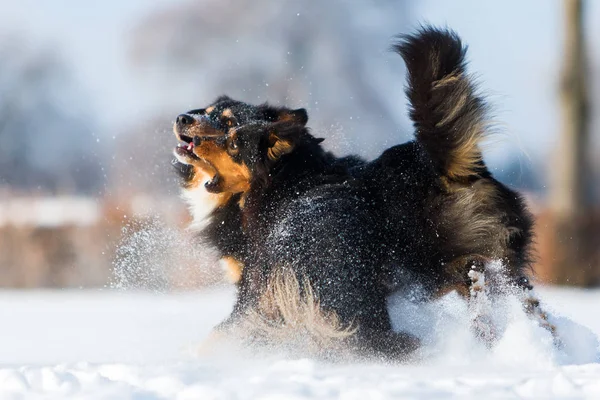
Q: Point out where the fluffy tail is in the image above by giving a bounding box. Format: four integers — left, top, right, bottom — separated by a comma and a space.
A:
394, 26, 490, 181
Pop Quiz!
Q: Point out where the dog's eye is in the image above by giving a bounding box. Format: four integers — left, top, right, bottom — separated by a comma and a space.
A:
224, 118, 237, 127
228, 138, 239, 153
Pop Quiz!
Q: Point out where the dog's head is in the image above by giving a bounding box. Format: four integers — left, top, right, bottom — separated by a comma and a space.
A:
188, 120, 320, 202
172, 95, 308, 191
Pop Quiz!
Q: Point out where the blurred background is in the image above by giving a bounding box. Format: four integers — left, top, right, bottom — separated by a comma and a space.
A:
0, 0, 598, 289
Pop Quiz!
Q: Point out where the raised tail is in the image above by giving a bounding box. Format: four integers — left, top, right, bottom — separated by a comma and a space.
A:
394, 26, 490, 181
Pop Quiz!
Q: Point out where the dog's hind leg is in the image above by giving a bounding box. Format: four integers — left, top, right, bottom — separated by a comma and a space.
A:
469, 260, 563, 348
467, 258, 498, 346
441, 255, 498, 345
520, 286, 563, 348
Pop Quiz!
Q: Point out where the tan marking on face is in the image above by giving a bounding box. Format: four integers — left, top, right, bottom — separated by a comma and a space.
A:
221, 108, 238, 127
182, 158, 233, 208
205, 106, 215, 114
221, 108, 234, 119
220, 256, 244, 283
193, 141, 251, 195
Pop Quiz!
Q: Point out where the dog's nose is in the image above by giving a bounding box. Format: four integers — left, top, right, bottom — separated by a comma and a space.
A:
176, 114, 195, 125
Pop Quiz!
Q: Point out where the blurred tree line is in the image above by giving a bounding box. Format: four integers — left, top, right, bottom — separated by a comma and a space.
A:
0, 35, 106, 195
0, 0, 599, 287
126, 0, 600, 287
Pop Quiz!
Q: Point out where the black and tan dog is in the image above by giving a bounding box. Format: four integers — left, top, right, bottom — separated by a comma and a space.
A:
172, 27, 555, 357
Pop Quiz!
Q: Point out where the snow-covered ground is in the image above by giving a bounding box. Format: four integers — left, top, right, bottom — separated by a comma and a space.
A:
1, 286, 599, 399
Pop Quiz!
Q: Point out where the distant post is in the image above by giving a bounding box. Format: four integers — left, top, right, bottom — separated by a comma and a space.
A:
550, 0, 593, 285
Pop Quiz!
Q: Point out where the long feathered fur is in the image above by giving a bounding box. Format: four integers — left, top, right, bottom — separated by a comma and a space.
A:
394, 27, 490, 181
214, 268, 358, 359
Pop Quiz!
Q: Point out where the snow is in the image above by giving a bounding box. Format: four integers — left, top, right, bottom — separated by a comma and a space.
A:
1, 286, 599, 399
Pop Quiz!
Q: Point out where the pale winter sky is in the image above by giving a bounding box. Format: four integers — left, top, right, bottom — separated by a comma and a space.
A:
1, 0, 599, 174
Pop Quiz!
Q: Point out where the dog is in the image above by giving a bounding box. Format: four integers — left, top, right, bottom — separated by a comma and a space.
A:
172, 26, 556, 355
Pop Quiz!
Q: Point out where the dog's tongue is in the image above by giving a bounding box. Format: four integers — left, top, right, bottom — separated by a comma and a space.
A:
176, 141, 195, 151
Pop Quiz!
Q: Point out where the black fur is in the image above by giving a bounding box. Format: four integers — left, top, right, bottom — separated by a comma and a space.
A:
172, 26, 537, 356
215, 121, 419, 358
204, 193, 248, 266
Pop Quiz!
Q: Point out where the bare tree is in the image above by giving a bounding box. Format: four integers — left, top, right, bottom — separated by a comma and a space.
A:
550, 0, 598, 285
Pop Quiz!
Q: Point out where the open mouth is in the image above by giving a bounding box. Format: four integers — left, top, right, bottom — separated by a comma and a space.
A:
172, 136, 198, 181
173, 139, 221, 192
178, 133, 193, 144
175, 140, 197, 159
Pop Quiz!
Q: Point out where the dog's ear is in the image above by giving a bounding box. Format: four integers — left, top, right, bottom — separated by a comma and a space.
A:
276, 108, 308, 125
267, 132, 295, 162
259, 105, 309, 126
266, 123, 305, 162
